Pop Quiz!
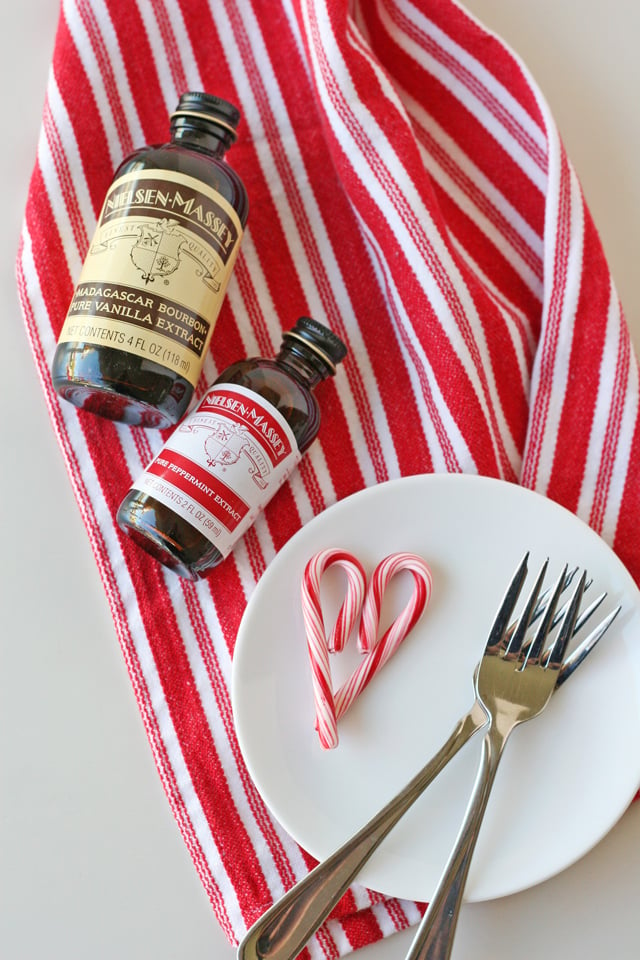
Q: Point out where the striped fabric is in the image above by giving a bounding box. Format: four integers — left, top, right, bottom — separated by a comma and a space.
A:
17, 0, 640, 954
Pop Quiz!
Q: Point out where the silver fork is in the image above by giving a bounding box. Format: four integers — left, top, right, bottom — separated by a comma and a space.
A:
237, 557, 619, 960
404, 556, 595, 960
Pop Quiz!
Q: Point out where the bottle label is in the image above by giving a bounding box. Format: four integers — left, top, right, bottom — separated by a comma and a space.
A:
132, 384, 303, 557
56, 169, 244, 388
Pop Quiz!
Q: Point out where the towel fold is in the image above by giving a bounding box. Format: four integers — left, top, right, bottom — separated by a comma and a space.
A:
17, 0, 640, 955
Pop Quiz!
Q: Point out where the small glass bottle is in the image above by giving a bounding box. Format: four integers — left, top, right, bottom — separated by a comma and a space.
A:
116, 317, 348, 579
51, 91, 249, 428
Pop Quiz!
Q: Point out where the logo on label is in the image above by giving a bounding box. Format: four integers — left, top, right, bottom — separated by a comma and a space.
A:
109, 217, 222, 294
180, 417, 271, 490
131, 219, 184, 285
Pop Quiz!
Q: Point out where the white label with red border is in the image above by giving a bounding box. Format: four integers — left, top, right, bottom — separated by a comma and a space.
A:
132, 383, 302, 557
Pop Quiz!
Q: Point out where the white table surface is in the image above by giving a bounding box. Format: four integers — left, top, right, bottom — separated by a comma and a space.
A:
2, 2, 640, 958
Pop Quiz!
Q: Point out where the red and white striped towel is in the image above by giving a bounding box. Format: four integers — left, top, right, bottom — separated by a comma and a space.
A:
17, 0, 640, 955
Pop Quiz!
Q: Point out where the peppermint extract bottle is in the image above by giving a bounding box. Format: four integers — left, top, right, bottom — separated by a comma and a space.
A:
51, 92, 249, 428
116, 318, 348, 579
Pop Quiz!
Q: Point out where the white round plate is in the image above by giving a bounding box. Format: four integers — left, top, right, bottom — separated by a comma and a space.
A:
231, 475, 640, 903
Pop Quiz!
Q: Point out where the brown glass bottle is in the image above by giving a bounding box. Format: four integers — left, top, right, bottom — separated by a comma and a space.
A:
116, 317, 347, 579
51, 92, 249, 428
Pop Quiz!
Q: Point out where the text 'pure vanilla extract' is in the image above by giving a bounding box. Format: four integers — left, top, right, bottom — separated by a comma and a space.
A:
51, 92, 249, 428
116, 318, 348, 579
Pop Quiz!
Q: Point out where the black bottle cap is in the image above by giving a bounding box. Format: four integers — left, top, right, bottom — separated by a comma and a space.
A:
283, 316, 348, 376
171, 92, 241, 141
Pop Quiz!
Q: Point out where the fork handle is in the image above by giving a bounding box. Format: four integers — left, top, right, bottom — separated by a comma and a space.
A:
405, 723, 510, 960
237, 706, 486, 960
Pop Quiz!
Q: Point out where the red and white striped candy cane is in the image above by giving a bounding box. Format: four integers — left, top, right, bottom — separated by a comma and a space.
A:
302, 550, 432, 749
301, 548, 367, 749
333, 553, 432, 722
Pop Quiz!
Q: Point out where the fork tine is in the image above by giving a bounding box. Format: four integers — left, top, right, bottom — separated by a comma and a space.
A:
556, 603, 621, 685
546, 576, 595, 633
519, 584, 604, 663
573, 590, 606, 634
530, 565, 579, 623
506, 565, 592, 654
486, 553, 529, 651
524, 564, 568, 663
546, 571, 588, 667
506, 559, 549, 655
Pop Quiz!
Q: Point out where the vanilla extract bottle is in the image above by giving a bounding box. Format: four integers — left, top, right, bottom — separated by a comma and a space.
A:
116, 317, 348, 579
51, 92, 249, 428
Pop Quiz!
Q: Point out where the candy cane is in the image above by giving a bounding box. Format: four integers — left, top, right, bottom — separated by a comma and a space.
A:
301, 549, 367, 750
302, 549, 432, 749
334, 553, 432, 721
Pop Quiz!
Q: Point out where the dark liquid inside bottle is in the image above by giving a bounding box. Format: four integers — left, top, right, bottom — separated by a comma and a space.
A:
51, 94, 249, 428
116, 319, 346, 579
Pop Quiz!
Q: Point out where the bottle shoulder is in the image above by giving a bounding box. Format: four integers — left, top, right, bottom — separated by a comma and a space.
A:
216, 358, 321, 451
219, 356, 317, 391
114, 143, 249, 225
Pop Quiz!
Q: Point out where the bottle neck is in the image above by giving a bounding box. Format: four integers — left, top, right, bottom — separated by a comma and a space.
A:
170, 119, 234, 158
276, 343, 333, 388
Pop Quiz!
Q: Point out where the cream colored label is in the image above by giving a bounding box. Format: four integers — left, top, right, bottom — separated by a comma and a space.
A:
57, 169, 243, 388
